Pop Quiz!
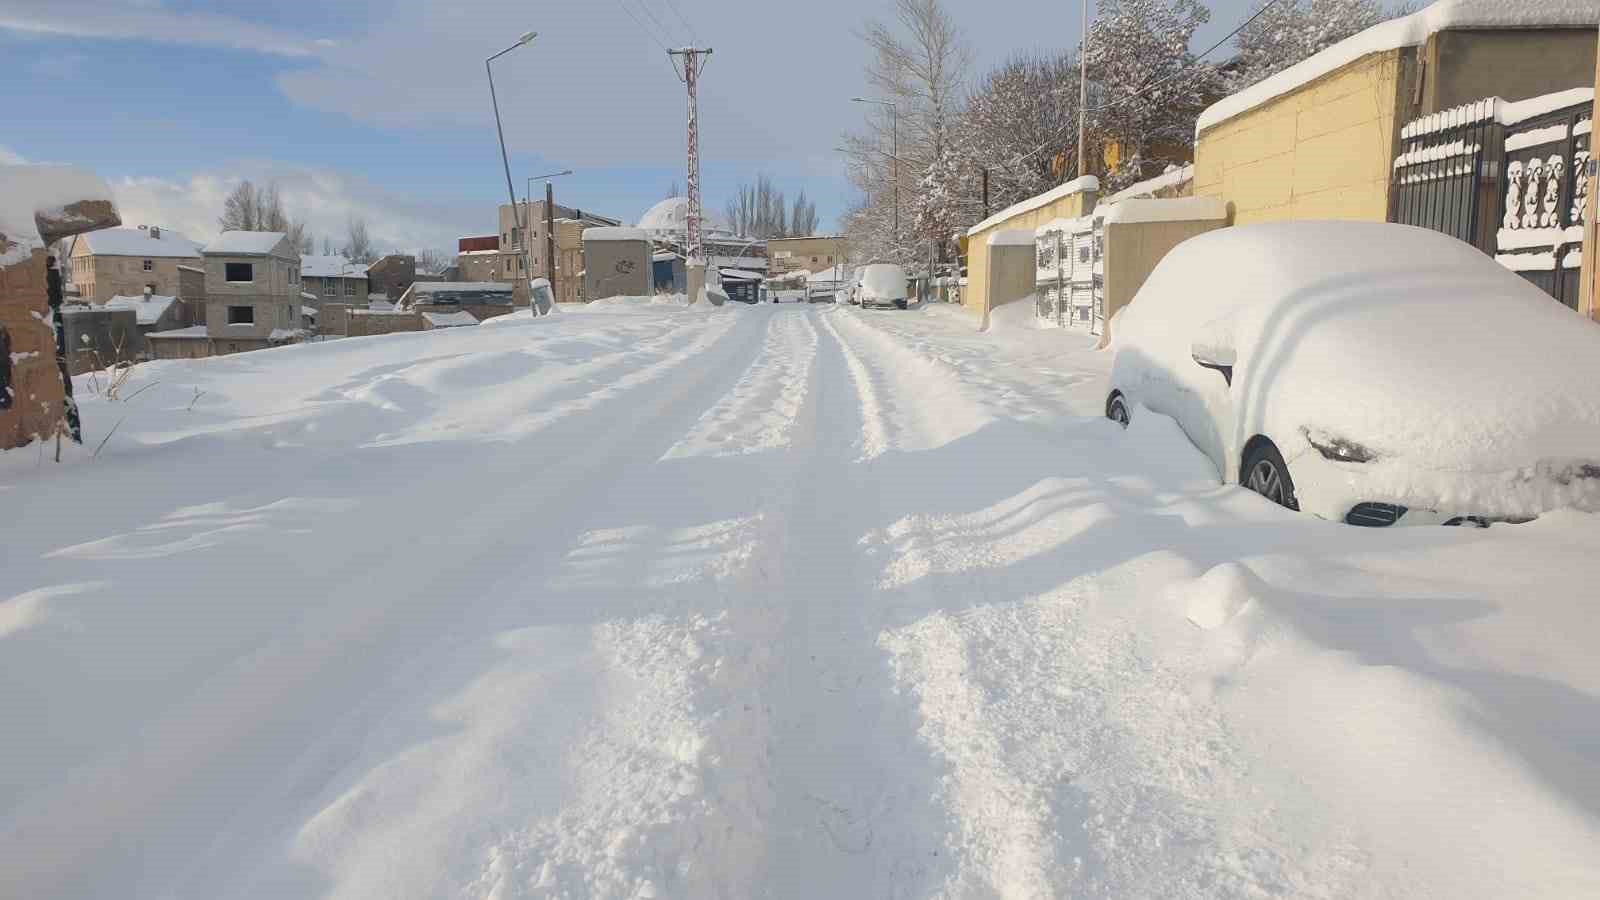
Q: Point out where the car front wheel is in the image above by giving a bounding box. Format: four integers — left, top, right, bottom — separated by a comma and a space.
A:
1241, 440, 1300, 511
1105, 392, 1130, 428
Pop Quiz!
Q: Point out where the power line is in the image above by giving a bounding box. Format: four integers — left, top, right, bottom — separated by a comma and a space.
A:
628, 0, 681, 49
614, 0, 670, 51
660, 0, 699, 44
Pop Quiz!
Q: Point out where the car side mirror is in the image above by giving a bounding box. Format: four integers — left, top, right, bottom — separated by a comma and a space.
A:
1190, 341, 1235, 386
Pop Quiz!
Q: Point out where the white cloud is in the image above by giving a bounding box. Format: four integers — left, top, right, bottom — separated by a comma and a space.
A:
0, 146, 25, 164
0, 0, 326, 56
111, 163, 480, 254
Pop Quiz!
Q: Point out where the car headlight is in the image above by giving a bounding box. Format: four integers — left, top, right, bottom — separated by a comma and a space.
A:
1303, 427, 1377, 463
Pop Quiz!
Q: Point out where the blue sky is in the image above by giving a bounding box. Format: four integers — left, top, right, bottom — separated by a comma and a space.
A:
1, 0, 1258, 253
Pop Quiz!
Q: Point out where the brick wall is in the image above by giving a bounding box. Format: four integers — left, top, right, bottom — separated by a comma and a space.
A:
0, 249, 67, 450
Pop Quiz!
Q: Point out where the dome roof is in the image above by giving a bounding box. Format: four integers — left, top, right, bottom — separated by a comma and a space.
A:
637, 197, 736, 238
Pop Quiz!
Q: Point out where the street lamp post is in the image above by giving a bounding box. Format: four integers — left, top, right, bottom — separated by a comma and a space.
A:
486, 30, 539, 311
851, 97, 898, 257
525, 169, 573, 307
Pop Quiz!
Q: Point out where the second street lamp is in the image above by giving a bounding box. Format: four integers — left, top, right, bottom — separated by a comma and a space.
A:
852, 97, 898, 256
486, 30, 539, 312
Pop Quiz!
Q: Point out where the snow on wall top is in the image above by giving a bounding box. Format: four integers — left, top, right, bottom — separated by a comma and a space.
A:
585, 226, 651, 242
300, 255, 371, 278
1402, 88, 1595, 140
104, 293, 178, 325
204, 231, 289, 256
968, 176, 1100, 237
0, 163, 116, 266
988, 229, 1038, 247
422, 310, 479, 327
1097, 196, 1228, 225
1101, 165, 1196, 204
1197, 0, 1600, 136
78, 227, 201, 259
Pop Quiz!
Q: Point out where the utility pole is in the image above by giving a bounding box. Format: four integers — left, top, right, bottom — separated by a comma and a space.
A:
486, 31, 538, 309
982, 168, 990, 219
546, 181, 557, 303
1079, 0, 1090, 180
669, 47, 713, 296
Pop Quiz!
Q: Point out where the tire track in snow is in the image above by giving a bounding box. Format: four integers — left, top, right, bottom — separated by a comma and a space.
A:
0, 307, 776, 900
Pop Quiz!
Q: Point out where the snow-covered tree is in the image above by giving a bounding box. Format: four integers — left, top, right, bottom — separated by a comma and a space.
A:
1228, 0, 1413, 91
1086, 0, 1217, 189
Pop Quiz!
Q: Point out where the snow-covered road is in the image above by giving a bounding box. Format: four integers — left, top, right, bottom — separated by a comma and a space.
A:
3, 300, 1599, 899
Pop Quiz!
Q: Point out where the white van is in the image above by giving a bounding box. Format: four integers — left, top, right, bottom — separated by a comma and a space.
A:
857, 263, 908, 310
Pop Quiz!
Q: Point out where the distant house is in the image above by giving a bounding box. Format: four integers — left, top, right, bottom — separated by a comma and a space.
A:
368, 253, 441, 301
202, 231, 303, 354
766, 236, 846, 278
421, 310, 479, 329
67, 225, 202, 303
301, 255, 370, 306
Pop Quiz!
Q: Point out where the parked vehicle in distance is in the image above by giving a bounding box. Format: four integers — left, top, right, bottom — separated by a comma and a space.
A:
1105, 221, 1600, 527
857, 263, 909, 310
846, 269, 865, 305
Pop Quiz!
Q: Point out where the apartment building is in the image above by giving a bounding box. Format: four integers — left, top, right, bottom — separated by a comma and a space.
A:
766, 236, 847, 277
67, 225, 202, 303
201, 231, 303, 354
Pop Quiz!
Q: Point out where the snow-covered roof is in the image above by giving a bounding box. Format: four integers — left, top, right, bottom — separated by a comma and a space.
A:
719, 268, 765, 281
967, 176, 1100, 237
988, 229, 1037, 247
806, 264, 850, 284
300, 255, 370, 278
1197, 0, 1600, 135
103, 293, 178, 325
635, 197, 737, 238
300, 291, 319, 301
585, 226, 651, 242
423, 310, 480, 328
652, 250, 680, 262
1101, 165, 1196, 204
78, 227, 201, 259
268, 328, 305, 343
204, 231, 288, 256
0, 163, 117, 266
412, 281, 511, 294
1097, 196, 1228, 225
146, 325, 209, 339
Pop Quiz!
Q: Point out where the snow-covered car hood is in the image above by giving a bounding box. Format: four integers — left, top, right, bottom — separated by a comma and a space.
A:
1113, 222, 1600, 518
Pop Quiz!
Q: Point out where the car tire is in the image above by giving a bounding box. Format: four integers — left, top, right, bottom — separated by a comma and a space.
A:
1241, 439, 1300, 511
1105, 392, 1130, 428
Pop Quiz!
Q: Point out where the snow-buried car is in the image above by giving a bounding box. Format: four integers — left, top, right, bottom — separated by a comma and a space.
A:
1105, 221, 1600, 526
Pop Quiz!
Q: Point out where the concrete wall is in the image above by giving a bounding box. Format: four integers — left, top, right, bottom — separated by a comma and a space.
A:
1194, 49, 1412, 225
147, 336, 213, 360
965, 186, 1096, 320
61, 307, 140, 375
1426, 30, 1597, 111
984, 243, 1036, 325
346, 311, 423, 337
0, 250, 66, 449
584, 239, 653, 300
1100, 218, 1229, 343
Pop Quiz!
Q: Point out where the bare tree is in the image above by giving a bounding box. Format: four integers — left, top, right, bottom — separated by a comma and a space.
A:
416, 248, 448, 274
844, 0, 971, 262
343, 217, 376, 264
321, 235, 335, 255
790, 189, 819, 236
723, 174, 800, 238
666, 180, 682, 199
219, 181, 261, 232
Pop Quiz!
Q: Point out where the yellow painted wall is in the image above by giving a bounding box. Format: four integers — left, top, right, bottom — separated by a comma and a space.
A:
965, 187, 1096, 320
1193, 49, 1410, 225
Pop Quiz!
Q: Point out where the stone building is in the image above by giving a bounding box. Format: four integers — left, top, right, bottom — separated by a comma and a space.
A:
300, 255, 370, 307
766, 236, 847, 277
1, 164, 120, 451
368, 253, 441, 301
399, 281, 518, 322
201, 231, 303, 355
67, 225, 201, 303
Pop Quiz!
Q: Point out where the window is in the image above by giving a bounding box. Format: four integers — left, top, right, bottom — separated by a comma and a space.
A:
291, 267, 299, 284
143, 259, 153, 271
811, 256, 818, 263
343, 279, 356, 296
826, 256, 834, 263
227, 305, 254, 325
225, 262, 254, 282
